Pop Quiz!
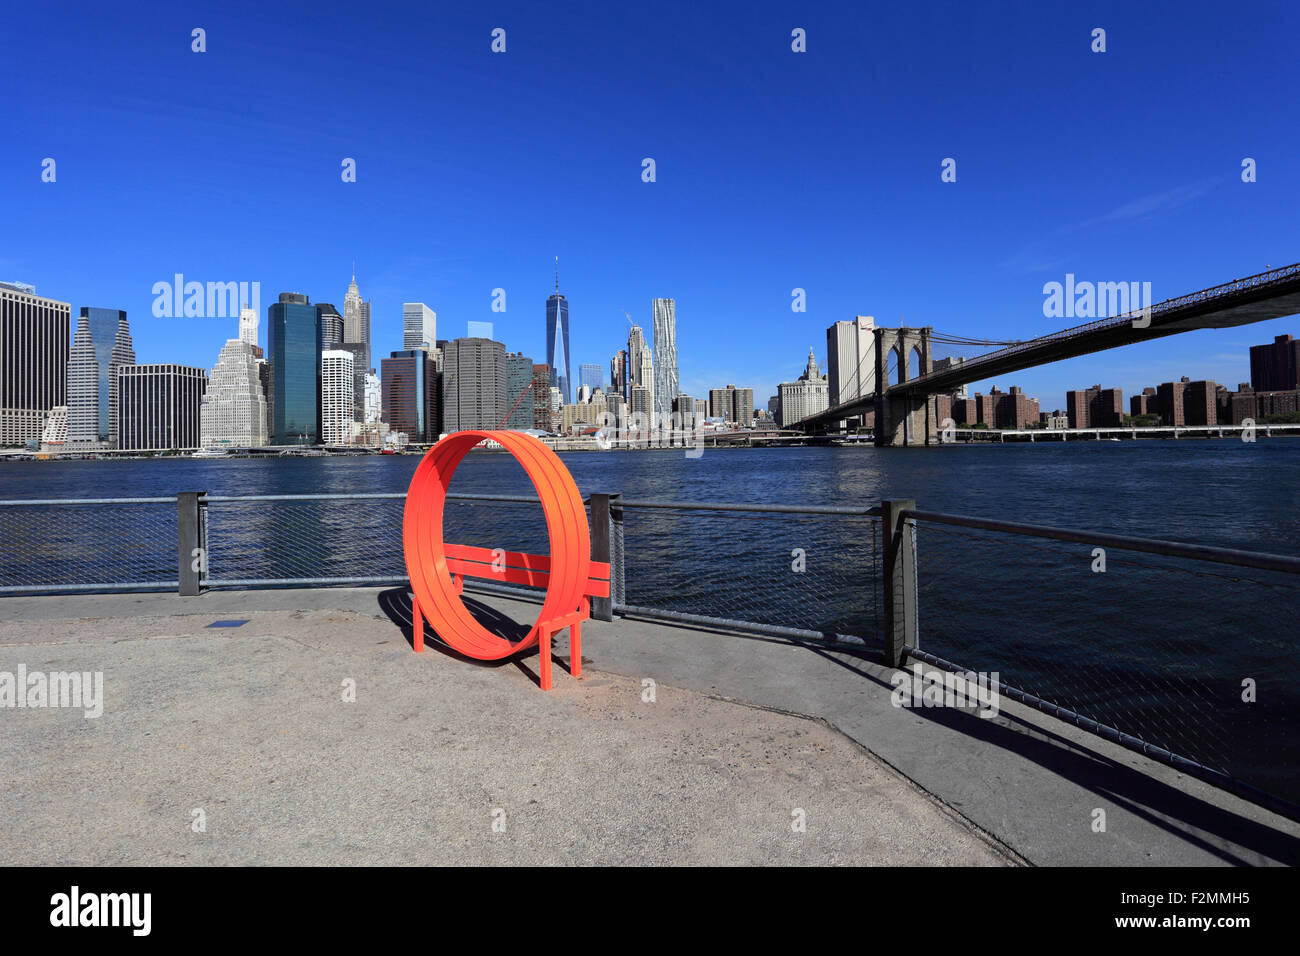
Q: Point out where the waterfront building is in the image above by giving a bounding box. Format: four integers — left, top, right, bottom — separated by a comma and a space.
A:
996, 386, 1039, 429
1065, 384, 1122, 429
637, 342, 654, 414
1, 282, 70, 447
652, 298, 678, 419
441, 337, 506, 432
546, 260, 571, 403
364, 372, 381, 424
1157, 378, 1190, 427
531, 363, 552, 431
505, 352, 535, 430
67, 307, 134, 448
403, 303, 435, 352
343, 273, 372, 369
321, 350, 356, 444
1250, 334, 1300, 391
382, 349, 438, 442
776, 350, 829, 428
267, 293, 321, 444
1130, 387, 1157, 417
334, 342, 369, 423
40, 405, 68, 452
200, 335, 269, 448
951, 397, 977, 426
579, 364, 604, 394
826, 316, 876, 406
116, 363, 207, 452
975, 390, 997, 426
1182, 380, 1218, 426
627, 324, 652, 406
317, 303, 343, 351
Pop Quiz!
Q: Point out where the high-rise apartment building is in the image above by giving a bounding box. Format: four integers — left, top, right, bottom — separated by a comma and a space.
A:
1250, 334, 1300, 391
826, 316, 875, 406
441, 337, 506, 432
116, 364, 207, 452
1182, 380, 1218, 426
403, 303, 435, 351
267, 293, 321, 444
201, 330, 269, 449
67, 307, 134, 447
1065, 384, 1122, 429
652, 297, 678, 418
1, 282, 70, 447
381, 350, 438, 443
1157, 378, 1190, 427
546, 261, 571, 403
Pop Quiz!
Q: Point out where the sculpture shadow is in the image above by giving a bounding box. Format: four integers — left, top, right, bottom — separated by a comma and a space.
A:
377, 586, 576, 687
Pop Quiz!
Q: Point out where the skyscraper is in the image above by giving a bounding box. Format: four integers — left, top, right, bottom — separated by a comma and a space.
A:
320, 350, 356, 444
826, 316, 876, 406
201, 332, 269, 449
610, 350, 627, 402
442, 337, 507, 432
381, 350, 438, 442
505, 352, 536, 430
546, 258, 571, 404
579, 364, 604, 393
403, 303, 435, 351
317, 303, 343, 351
776, 349, 829, 427
267, 293, 321, 444
343, 271, 371, 371
1250, 334, 1300, 391
117, 364, 208, 452
67, 307, 134, 447
652, 298, 678, 419
239, 304, 259, 353
1, 282, 70, 447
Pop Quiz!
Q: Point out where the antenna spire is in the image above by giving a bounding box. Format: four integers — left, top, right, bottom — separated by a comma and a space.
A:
554, 256, 559, 294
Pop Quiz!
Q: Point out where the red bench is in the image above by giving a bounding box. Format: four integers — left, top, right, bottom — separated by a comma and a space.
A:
412, 543, 611, 690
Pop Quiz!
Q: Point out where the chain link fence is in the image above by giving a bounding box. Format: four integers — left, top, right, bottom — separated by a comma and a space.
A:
0, 497, 178, 593
908, 515, 1300, 811
613, 501, 882, 645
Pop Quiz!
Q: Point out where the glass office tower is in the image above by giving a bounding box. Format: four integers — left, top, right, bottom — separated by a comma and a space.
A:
268, 293, 321, 444
546, 269, 571, 404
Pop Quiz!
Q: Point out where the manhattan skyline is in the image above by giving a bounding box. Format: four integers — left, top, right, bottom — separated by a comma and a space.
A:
3, 1, 1298, 407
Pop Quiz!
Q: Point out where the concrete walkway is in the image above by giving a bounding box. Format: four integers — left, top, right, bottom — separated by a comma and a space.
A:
0, 588, 1015, 866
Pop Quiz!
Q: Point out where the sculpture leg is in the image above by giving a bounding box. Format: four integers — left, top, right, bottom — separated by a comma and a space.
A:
539, 628, 552, 691
411, 592, 424, 653
570, 622, 582, 678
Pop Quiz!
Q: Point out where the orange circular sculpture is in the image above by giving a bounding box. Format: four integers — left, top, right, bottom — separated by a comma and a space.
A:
402, 430, 591, 664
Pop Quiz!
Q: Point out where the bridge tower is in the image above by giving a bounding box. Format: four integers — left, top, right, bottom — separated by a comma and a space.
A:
874, 326, 938, 447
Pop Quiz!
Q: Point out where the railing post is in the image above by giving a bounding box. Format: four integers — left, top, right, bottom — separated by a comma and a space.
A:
589, 493, 614, 621
177, 492, 204, 596
881, 498, 917, 667
609, 493, 625, 610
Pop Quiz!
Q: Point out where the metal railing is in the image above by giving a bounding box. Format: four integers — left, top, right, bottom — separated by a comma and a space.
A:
1, 489, 1296, 820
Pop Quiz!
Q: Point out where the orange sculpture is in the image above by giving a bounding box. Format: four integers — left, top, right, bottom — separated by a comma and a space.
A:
402, 430, 610, 690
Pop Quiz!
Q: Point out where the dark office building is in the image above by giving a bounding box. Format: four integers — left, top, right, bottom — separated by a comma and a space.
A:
117, 364, 207, 451
381, 349, 438, 442
268, 292, 320, 444
442, 337, 506, 432
1249, 334, 1300, 391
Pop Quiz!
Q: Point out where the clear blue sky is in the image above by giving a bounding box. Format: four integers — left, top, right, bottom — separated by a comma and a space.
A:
3, 0, 1298, 412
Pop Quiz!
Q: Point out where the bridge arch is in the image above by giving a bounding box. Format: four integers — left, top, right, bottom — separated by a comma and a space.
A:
873, 326, 937, 446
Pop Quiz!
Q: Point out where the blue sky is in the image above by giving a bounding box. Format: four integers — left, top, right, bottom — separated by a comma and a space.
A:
3, 0, 1298, 412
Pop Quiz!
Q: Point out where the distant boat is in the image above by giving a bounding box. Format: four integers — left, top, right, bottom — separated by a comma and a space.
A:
380, 448, 397, 455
